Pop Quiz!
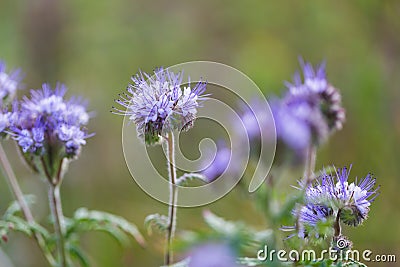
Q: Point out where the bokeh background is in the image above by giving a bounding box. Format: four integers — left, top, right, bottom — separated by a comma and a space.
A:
1, 1, 399, 266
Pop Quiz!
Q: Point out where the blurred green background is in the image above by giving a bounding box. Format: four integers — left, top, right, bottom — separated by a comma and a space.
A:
1, 0, 399, 266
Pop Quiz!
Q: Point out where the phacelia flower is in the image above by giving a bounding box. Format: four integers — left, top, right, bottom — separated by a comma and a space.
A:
10, 83, 92, 177
285, 59, 345, 133
113, 67, 206, 145
271, 59, 345, 161
271, 94, 328, 154
188, 243, 241, 267
0, 60, 22, 105
304, 165, 379, 227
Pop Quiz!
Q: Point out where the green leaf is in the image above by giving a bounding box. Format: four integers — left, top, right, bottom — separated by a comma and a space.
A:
144, 213, 169, 235
201, 210, 274, 252
29, 221, 52, 241
203, 210, 241, 236
67, 208, 145, 247
0, 216, 36, 243
4, 195, 36, 218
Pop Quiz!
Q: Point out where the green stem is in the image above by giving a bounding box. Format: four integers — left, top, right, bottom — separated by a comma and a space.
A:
334, 210, 342, 237
296, 145, 317, 233
304, 145, 317, 185
0, 143, 56, 266
48, 183, 67, 267
165, 133, 178, 266
43, 158, 67, 267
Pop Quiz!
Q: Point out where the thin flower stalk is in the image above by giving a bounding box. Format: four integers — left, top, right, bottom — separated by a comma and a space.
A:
0, 143, 56, 266
43, 158, 67, 267
165, 133, 178, 265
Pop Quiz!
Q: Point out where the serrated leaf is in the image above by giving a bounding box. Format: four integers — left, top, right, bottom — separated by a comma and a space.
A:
176, 173, 208, 186
67, 208, 145, 247
144, 213, 169, 235
203, 210, 240, 236
69, 216, 131, 245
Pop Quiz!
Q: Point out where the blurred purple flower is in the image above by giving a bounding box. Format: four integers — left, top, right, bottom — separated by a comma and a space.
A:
201, 142, 232, 182
286, 60, 328, 95
0, 60, 22, 105
188, 243, 241, 267
285, 59, 345, 132
271, 59, 345, 160
113, 67, 206, 145
271, 95, 328, 154
236, 98, 274, 142
10, 83, 92, 158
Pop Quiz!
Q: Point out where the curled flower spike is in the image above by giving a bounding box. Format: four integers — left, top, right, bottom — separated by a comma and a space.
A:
285, 59, 345, 133
10, 83, 92, 179
304, 165, 380, 227
272, 59, 345, 162
112, 67, 206, 145
0, 60, 22, 105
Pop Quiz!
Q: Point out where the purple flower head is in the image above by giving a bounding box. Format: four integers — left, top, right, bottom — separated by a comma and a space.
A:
0, 60, 22, 105
286, 59, 328, 96
188, 243, 241, 267
201, 141, 232, 183
285, 59, 345, 132
272, 96, 328, 155
113, 67, 206, 145
272, 59, 345, 161
10, 83, 92, 162
304, 165, 380, 226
